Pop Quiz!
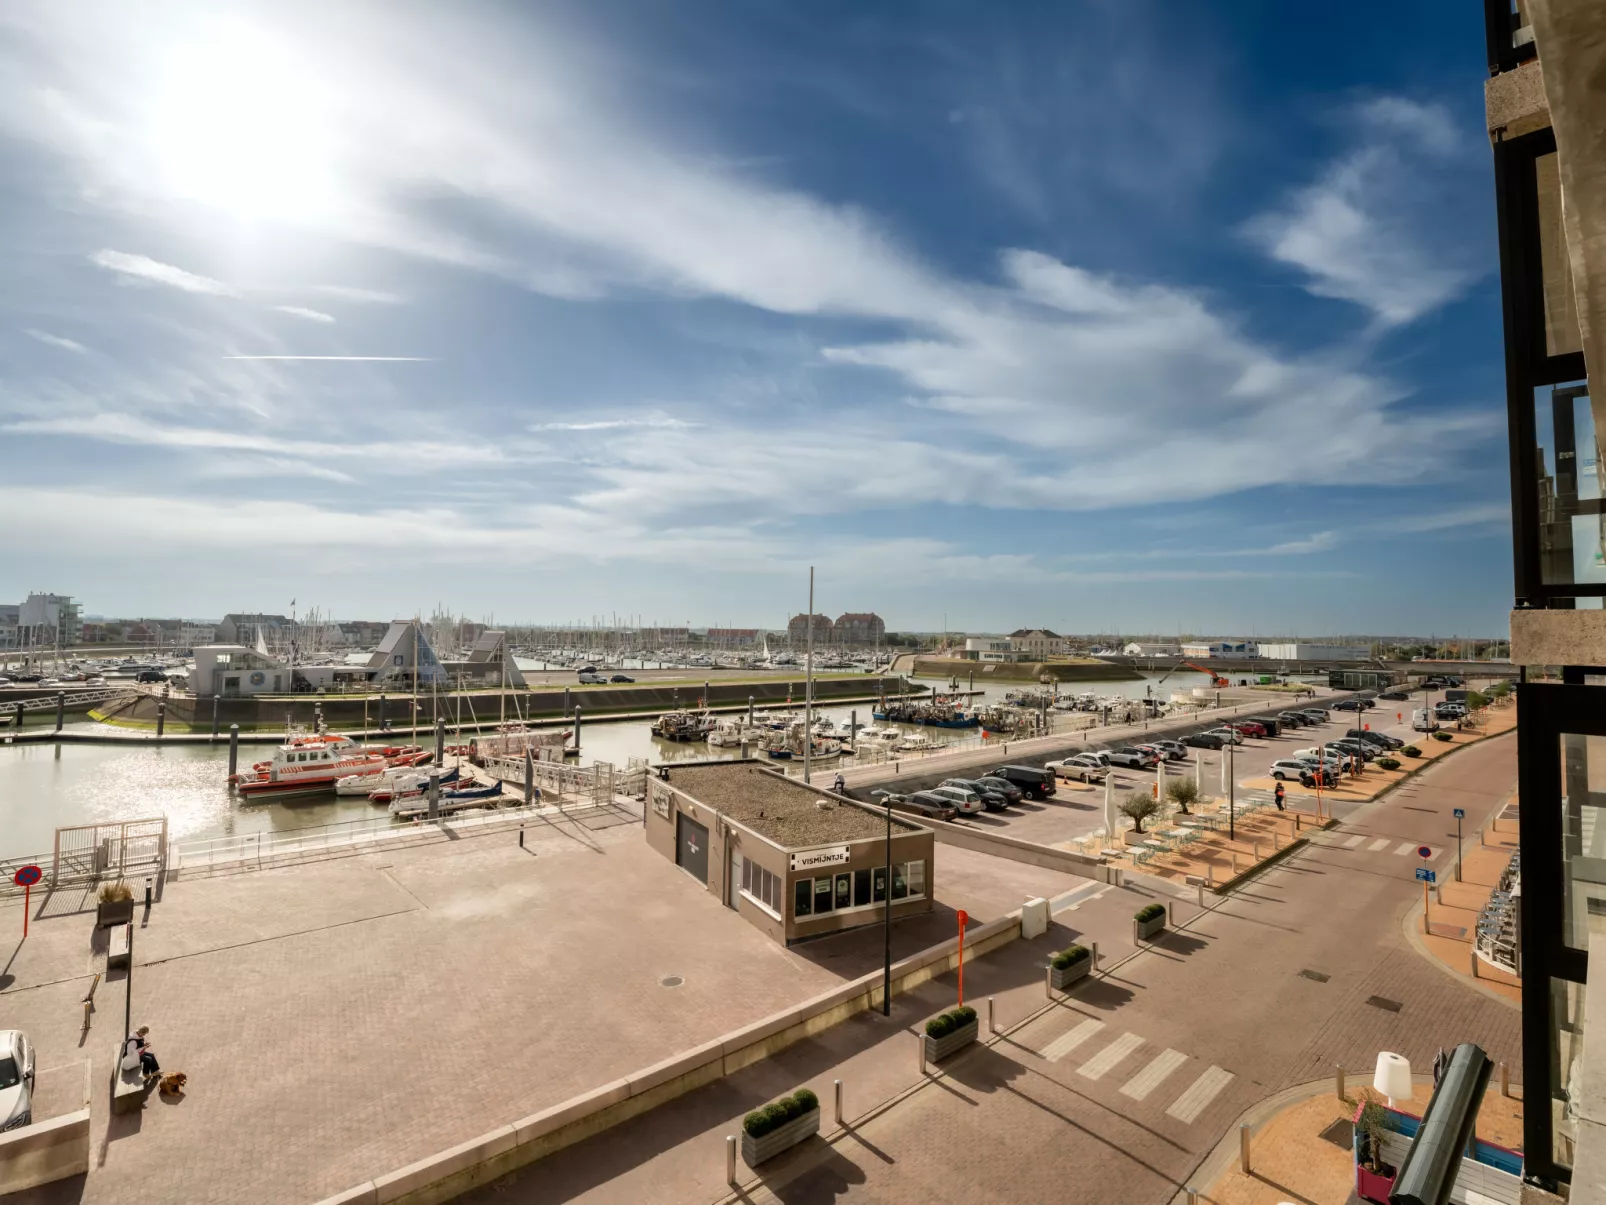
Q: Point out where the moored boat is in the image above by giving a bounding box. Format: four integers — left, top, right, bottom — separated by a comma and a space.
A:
234, 734, 398, 798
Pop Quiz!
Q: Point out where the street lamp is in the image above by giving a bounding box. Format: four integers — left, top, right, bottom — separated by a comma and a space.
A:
1227, 731, 1236, 841
882, 799, 893, 1017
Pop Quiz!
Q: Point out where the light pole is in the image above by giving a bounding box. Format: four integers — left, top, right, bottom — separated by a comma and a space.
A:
882, 799, 893, 1017
1227, 733, 1236, 841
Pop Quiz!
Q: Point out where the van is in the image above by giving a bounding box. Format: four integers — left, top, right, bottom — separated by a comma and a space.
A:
984, 764, 1056, 800
1412, 709, 1439, 732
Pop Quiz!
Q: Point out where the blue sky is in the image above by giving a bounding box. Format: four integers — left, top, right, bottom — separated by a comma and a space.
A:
0, 0, 1511, 635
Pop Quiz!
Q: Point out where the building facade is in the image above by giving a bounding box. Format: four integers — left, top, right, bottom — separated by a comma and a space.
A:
1485, 1, 1606, 1189
1179, 641, 1257, 659
216, 613, 291, 646
16, 593, 82, 647
643, 762, 934, 946
1008, 628, 1064, 658
962, 637, 1023, 662
833, 612, 885, 646
788, 613, 834, 646
1257, 643, 1369, 661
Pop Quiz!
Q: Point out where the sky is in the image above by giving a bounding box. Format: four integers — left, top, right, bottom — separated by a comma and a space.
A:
0, 0, 1512, 636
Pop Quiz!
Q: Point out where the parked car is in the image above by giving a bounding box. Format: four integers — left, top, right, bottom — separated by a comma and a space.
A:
134, 669, 168, 683
1182, 732, 1228, 750
1104, 747, 1160, 769
577, 672, 608, 684
1226, 720, 1267, 738
1298, 708, 1330, 722
1326, 740, 1375, 761
609, 674, 635, 683
1275, 711, 1310, 728
881, 792, 957, 821
927, 785, 986, 815
1413, 709, 1440, 732
1331, 699, 1365, 712
1378, 690, 1409, 701
0, 677, 10, 687
1249, 718, 1282, 737
983, 765, 1056, 799
1147, 740, 1188, 760
0, 1029, 34, 1133
1346, 728, 1403, 750
1269, 759, 1317, 781
1205, 727, 1245, 745
1046, 754, 1108, 783
942, 777, 1018, 810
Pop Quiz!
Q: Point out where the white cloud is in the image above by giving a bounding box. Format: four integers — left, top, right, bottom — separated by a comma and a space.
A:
310, 286, 404, 304
1242, 98, 1481, 326
1391, 503, 1510, 533
25, 329, 88, 354
88, 249, 234, 295
273, 305, 337, 323
530, 414, 697, 432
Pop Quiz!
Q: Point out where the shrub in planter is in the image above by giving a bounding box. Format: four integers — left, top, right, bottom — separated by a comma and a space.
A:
923, 1005, 979, 1062
741, 1087, 822, 1167
1050, 945, 1090, 971
98, 882, 133, 903
743, 1089, 820, 1138
96, 881, 136, 928
1135, 903, 1165, 924
1401, 745, 1421, 758
1133, 902, 1166, 940
1433, 731, 1453, 742
1050, 944, 1092, 989
1374, 757, 1401, 771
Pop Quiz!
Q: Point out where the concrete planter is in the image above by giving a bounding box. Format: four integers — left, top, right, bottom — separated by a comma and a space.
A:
96, 899, 135, 929
741, 1107, 819, 1168
1049, 957, 1091, 991
923, 1017, 979, 1064
1133, 913, 1165, 942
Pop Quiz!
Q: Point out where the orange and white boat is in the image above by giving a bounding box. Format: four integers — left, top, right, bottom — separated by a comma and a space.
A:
232, 734, 421, 799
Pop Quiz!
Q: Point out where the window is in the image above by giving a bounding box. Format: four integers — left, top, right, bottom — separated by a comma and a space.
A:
892, 864, 908, 900
854, 869, 871, 907
834, 873, 851, 910
814, 877, 834, 914
794, 879, 812, 917
742, 859, 781, 915
907, 860, 925, 897
873, 868, 888, 903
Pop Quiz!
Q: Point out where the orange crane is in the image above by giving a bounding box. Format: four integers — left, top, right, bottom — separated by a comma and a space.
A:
1181, 660, 1231, 688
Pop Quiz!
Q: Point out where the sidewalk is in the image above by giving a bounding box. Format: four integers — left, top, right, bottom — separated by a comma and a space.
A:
1413, 805, 1522, 1005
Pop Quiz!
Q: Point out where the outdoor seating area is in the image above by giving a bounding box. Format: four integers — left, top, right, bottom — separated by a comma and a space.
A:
1085, 794, 1305, 880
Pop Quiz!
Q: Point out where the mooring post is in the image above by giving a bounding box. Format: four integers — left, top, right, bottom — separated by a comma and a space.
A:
211, 695, 220, 739
524, 747, 534, 806
56, 691, 65, 732
435, 715, 445, 765
228, 724, 239, 779
574, 705, 583, 752
156, 703, 166, 739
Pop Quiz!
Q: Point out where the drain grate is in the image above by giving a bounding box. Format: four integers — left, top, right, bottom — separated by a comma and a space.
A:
660, 975, 684, 988
1366, 995, 1403, 1013
1319, 1118, 1355, 1150
1299, 969, 1331, 983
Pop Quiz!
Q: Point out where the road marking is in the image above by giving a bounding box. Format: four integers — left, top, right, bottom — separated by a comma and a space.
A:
1119, 1049, 1189, 1101
1078, 1031, 1145, 1081
1166, 1065, 1235, 1123
1368, 837, 1391, 851
1041, 1019, 1105, 1063
1342, 834, 1366, 848
1394, 842, 1416, 856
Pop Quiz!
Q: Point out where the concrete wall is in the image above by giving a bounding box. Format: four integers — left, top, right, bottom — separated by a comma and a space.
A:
0, 1063, 91, 1195
312, 912, 1022, 1205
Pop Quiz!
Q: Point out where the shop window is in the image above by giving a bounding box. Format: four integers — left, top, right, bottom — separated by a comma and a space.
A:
834, 873, 852, 910
907, 860, 926, 897
794, 879, 812, 917
854, 869, 871, 907
892, 864, 908, 900
742, 859, 781, 914
814, 878, 834, 914
873, 868, 887, 903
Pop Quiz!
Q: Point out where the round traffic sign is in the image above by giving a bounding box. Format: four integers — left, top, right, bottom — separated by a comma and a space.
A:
13, 864, 41, 887
1417, 846, 1432, 860
957, 909, 969, 927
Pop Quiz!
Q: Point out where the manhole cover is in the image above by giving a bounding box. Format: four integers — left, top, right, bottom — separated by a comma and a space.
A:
1366, 995, 1403, 1013
1298, 969, 1331, 983
660, 975, 684, 988
1319, 1118, 1354, 1149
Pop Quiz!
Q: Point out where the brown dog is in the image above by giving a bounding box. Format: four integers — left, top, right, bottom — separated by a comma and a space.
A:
159, 1072, 187, 1096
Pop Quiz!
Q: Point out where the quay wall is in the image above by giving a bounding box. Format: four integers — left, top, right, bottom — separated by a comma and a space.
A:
909, 657, 1145, 683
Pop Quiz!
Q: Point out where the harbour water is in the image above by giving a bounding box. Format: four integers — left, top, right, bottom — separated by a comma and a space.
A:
0, 671, 1270, 858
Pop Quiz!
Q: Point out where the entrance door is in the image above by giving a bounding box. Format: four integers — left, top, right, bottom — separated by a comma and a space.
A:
676, 813, 709, 883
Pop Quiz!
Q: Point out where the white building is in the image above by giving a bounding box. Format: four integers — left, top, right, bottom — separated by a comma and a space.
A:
1258, 643, 1369, 662
1180, 641, 1258, 658
18, 593, 82, 647
1008, 629, 1066, 658
962, 637, 1023, 662
1123, 642, 1180, 657
190, 645, 291, 697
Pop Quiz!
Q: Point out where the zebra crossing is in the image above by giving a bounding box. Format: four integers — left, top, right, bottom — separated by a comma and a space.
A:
1028, 1016, 1235, 1126
1309, 830, 1439, 860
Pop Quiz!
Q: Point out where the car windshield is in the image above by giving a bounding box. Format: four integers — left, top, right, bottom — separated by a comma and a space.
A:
0, 1056, 18, 1090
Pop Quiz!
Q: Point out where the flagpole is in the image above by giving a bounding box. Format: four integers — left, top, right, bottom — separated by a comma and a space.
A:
804, 567, 814, 784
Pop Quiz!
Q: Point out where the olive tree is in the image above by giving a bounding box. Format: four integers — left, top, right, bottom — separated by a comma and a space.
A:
1120, 791, 1162, 834
1165, 777, 1200, 815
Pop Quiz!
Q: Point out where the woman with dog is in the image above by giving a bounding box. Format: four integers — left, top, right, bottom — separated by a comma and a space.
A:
121, 1026, 160, 1078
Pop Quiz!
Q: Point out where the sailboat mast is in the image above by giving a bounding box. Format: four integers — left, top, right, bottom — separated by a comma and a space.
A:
804, 566, 814, 784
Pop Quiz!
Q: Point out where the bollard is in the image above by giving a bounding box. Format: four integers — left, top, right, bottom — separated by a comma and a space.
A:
1168, 901, 1175, 927
1045, 965, 1052, 999
1500, 1061, 1509, 1098
519, 825, 525, 849
435, 716, 445, 765
726, 1135, 736, 1185
918, 1034, 926, 1075
1206, 861, 1214, 886
1337, 1065, 1346, 1100
156, 703, 166, 738
834, 1078, 843, 1126
1187, 1190, 1198, 1205
56, 691, 64, 732
228, 724, 239, 779
574, 705, 583, 751
1471, 948, 1478, 979
987, 995, 996, 1033
524, 747, 534, 806
1240, 1124, 1251, 1173
1090, 940, 1099, 970
143, 878, 152, 910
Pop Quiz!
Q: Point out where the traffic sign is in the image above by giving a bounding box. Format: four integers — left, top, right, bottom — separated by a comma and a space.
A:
1415, 867, 1437, 883
1453, 808, 1466, 820
12, 865, 40, 887
1418, 845, 1432, 859
957, 909, 969, 928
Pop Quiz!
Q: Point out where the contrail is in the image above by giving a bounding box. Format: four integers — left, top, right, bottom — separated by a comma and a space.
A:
222, 355, 434, 361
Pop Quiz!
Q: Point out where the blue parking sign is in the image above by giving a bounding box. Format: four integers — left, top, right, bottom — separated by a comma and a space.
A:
1415, 867, 1436, 883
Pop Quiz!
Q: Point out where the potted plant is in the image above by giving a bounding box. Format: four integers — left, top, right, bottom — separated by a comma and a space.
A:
741, 1087, 820, 1168
1119, 792, 1162, 842
96, 881, 135, 928
1165, 777, 1200, 815
1354, 1099, 1397, 1202
1049, 945, 1092, 990
922, 1005, 979, 1064
1133, 902, 1166, 941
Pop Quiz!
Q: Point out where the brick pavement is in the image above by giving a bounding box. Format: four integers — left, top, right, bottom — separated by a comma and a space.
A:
0, 799, 1087, 1204
454, 729, 1521, 1205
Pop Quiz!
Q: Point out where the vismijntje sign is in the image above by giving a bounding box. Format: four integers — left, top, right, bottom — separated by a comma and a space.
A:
791, 846, 850, 871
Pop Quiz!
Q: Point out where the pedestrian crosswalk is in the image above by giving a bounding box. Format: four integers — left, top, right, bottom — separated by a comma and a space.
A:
1027, 1018, 1235, 1126
1367, 837, 1391, 851
1342, 834, 1366, 848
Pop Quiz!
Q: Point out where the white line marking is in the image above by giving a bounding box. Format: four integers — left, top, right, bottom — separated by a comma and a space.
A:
1343, 834, 1366, 848
1394, 842, 1415, 855
1368, 837, 1391, 851
1166, 1065, 1235, 1123
1120, 1049, 1189, 1101
1078, 1031, 1145, 1081
1041, 1019, 1105, 1063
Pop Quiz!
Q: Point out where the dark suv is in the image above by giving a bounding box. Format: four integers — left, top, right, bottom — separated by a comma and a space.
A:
942, 777, 1020, 810
984, 765, 1055, 800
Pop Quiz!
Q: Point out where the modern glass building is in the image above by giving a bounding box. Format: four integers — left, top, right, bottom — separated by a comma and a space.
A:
1486, 0, 1606, 1191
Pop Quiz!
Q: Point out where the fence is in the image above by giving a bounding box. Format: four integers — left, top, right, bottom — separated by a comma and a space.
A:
481, 757, 634, 806
50, 818, 167, 889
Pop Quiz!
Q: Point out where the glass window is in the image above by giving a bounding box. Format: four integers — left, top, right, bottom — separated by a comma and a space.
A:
794, 879, 811, 917
765, 868, 780, 912
1552, 976, 1586, 1169
1537, 152, 1583, 359
906, 860, 926, 897
1561, 732, 1606, 951
854, 869, 871, 907
814, 878, 834, 914
1534, 383, 1603, 588
835, 873, 852, 910
741, 858, 752, 895
892, 864, 908, 900
873, 868, 887, 903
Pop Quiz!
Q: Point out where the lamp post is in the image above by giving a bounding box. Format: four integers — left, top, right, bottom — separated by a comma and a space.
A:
1227, 732, 1236, 841
882, 799, 893, 1017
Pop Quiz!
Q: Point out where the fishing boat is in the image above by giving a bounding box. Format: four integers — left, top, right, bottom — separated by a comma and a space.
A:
706, 718, 765, 747
652, 710, 714, 741
895, 731, 946, 753
853, 725, 903, 750
233, 734, 420, 798
872, 700, 980, 729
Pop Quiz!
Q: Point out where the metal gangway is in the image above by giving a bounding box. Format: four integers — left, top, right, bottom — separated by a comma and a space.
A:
483, 756, 643, 807
3, 686, 139, 715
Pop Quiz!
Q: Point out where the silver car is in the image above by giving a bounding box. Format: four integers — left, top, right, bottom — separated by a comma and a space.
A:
926, 785, 985, 814
0, 1029, 35, 1132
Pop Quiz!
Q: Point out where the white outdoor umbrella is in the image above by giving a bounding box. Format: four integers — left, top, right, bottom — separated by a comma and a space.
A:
1104, 773, 1115, 839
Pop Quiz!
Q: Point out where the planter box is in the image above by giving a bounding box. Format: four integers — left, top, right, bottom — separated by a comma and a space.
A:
1133, 913, 1165, 942
96, 899, 135, 929
741, 1107, 819, 1168
1355, 1162, 1396, 1203
923, 1018, 979, 1064
1049, 958, 1091, 991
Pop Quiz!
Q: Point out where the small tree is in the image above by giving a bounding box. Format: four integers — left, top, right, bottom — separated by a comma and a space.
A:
1165, 777, 1200, 815
1465, 689, 1488, 711
1120, 791, 1162, 834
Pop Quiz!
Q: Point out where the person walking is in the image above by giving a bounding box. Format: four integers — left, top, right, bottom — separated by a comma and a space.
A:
832, 772, 846, 794
1274, 781, 1286, 811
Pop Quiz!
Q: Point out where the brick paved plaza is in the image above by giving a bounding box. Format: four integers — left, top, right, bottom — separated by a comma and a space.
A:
0, 798, 1085, 1203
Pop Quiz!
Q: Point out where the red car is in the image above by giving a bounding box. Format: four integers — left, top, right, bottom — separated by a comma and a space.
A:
1227, 721, 1267, 738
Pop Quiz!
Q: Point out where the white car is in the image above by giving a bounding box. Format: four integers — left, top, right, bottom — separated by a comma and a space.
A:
926, 785, 985, 814
0, 1029, 35, 1132
1148, 740, 1188, 761
1047, 754, 1108, 783
576, 673, 608, 684
1270, 759, 1328, 782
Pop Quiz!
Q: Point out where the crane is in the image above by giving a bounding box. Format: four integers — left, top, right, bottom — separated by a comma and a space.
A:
1155, 659, 1231, 688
